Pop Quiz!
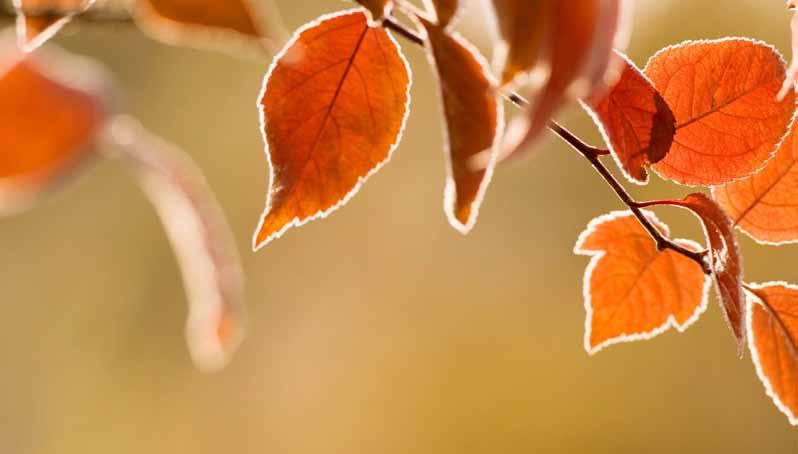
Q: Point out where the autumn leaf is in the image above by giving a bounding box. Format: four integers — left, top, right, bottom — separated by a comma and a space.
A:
419, 18, 501, 233
669, 193, 745, 352
713, 120, 798, 244
354, 0, 391, 23
132, 0, 275, 51
488, 0, 550, 88
584, 51, 675, 184
423, 0, 460, 29
0, 43, 109, 212
746, 282, 798, 425
13, 0, 95, 52
644, 39, 796, 186
106, 117, 246, 372
575, 210, 709, 354
253, 10, 410, 250
500, 0, 625, 161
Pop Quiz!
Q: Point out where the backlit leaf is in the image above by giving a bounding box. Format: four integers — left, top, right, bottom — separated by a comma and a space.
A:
671, 193, 745, 352
575, 210, 709, 354
584, 51, 675, 184
746, 282, 798, 425
106, 117, 246, 372
419, 17, 502, 233
0, 42, 109, 212
645, 39, 796, 186
713, 121, 798, 244
354, 0, 391, 23
488, 0, 550, 88
500, 0, 626, 161
423, 0, 460, 29
13, 0, 95, 52
132, 0, 273, 51
253, 10, 410, 250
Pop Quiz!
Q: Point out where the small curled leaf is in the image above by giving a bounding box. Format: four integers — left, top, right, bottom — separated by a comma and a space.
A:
746, 282, 798, 425
423, 0, 460, 29
575, 210, 709, 354
584, 51, 675, 184
419, 17, 502, 233
670, 193, 745, 353
253, 10, 411, 250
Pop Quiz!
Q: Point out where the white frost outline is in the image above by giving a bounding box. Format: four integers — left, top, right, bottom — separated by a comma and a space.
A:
12, 0, 96, 53
642, 37, 798, 188
252, 9, 412, 251
580, 52, 673, 187
745, 281, 798, 426
416, 19, 504, 235
574, 210, 711, 355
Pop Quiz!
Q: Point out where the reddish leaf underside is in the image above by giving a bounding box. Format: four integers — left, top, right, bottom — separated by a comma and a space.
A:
0, 47, 107, 212
253, 10, 410, 250
13, 0, 95, 51
673, 193, 745, 353
713, 120, 798, 244
133, 0, 271, 49
585, 51, 675, 184
420, 18, 501, 233
488, 0, 549, 87
575, 211, 709, 354
645, 39, 796, 186
746, 282, 798, 425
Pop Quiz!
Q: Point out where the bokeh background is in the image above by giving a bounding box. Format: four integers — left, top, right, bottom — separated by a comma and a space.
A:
1, 0, 797, 452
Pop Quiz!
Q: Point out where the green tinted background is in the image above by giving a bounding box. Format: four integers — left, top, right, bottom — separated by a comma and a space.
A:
1, 0, 797, 452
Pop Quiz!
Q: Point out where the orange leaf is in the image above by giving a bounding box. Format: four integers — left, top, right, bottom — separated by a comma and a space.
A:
500, 0, 625, 161
133, 0, 273, 51
420, 18, 502, 233
575, 210, 709, 354
488, 0, 550, 88
645, 39, 796, 186
746, 282, 798, 425
253, 11, 410, 250
13, 0, 95, 52
670, 193, 745, 352
353, 0, 391, 23
423, 0, 460, 28
584, 51, 675, 184
713, 121, 798, 244
0, 43, 109, 212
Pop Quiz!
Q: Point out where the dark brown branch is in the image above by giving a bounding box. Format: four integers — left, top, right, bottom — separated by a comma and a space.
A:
383, 14, 709, 274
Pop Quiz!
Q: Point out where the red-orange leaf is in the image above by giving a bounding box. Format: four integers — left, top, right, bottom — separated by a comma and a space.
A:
420, 18, 501, 233
645, 39, 796, 186
584, 51, 675, 184
575, 211, 709, 354
501, 0, 603, 160
488, 0, 550, 87
713, 120, 798, 244
670, 193, 745, 352
253, 11, 410, 250
13, 0, 95, 52
0, 43, 109, 212
746, 282, 798, 425
133, 0, 273, 51
423, 0, 460, 29
354, 0, 391, 23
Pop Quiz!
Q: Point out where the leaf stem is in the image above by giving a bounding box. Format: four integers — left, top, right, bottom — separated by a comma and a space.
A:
383, 15, 708, 274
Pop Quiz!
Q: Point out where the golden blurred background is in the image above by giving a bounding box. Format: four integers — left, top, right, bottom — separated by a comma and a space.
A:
1, 0, 798, 452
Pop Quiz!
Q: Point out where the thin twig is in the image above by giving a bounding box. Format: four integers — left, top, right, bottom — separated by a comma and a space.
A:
383, 15, 709, 274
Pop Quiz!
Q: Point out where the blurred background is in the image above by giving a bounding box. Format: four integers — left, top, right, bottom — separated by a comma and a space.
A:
1, 0, 798, 452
